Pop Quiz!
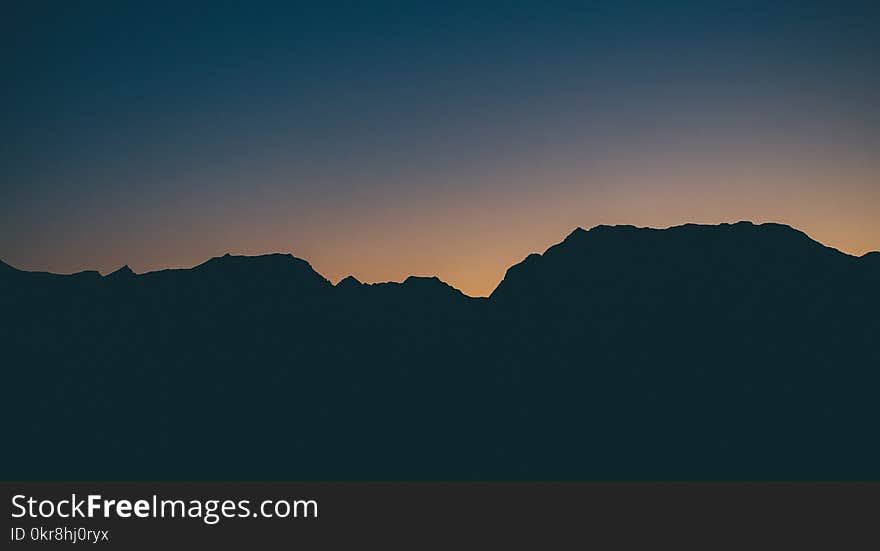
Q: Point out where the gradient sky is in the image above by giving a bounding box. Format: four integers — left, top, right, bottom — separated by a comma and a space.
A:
3, 1, 878, 296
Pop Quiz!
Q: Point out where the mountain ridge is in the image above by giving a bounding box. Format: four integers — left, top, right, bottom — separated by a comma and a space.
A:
2, 221, 875, 298
2, 220, 878, 479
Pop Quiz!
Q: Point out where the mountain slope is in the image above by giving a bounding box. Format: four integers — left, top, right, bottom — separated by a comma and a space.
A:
1, 222, 878, 479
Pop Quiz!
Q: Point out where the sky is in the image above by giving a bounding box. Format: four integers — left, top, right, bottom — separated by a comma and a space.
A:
2, 1, 878, 296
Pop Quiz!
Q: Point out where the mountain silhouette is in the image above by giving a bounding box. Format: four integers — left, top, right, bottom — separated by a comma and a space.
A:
2, 222, 878, 479
336, 275, 363, 289
106, 264, 136, 279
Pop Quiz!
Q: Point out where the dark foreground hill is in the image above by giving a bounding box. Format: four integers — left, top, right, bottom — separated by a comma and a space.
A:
2, 222, 878, 479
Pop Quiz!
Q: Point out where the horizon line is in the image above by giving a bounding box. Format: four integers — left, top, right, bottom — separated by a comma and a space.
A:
3, 220, 878, 299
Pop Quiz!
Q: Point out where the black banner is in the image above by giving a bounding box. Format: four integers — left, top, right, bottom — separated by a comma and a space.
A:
2, 482, 877, 548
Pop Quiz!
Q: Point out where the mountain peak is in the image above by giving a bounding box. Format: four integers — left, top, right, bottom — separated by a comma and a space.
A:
574, 221, 815, 245
566, 227, 587, 238
490, 221, 853, 300
401, 275, 466, 297
588, 224, 638, 231
337, 275, 363, 289
193, 252, 332, 289
199, 252, 300, 269
403, 275, 441, 284
107, 264, 135, 278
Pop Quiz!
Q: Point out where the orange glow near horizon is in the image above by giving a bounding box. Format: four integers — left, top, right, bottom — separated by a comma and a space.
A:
4, 2, 879, 298
5, 149, 878, 298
